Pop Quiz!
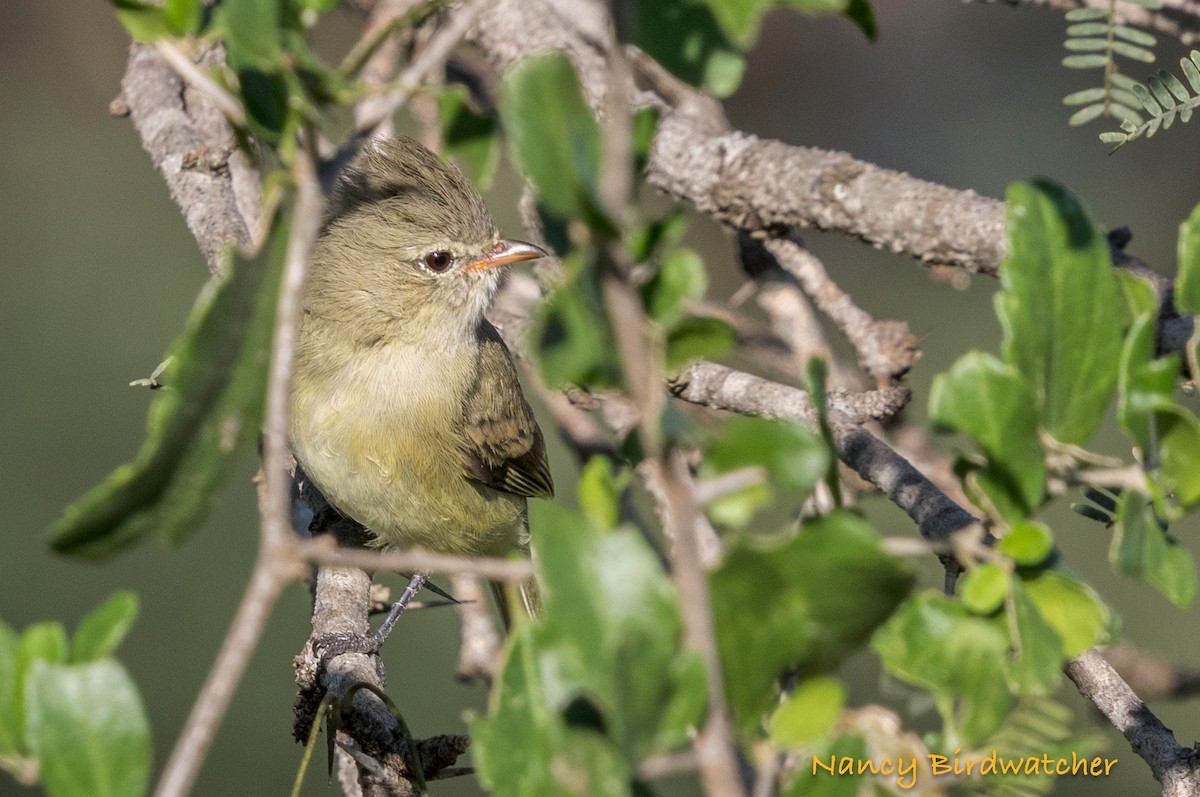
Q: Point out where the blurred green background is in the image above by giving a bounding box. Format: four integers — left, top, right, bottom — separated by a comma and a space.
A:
2, 1, 1198, 795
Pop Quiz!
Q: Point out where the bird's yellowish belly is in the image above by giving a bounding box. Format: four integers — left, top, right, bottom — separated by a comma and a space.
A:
291, 341, 525, 556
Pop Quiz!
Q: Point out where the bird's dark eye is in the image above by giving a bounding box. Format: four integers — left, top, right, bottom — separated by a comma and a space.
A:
423, 251, 453, 273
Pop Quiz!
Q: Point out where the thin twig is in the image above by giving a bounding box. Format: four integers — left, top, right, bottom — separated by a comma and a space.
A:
298, 537, 535, 581
353, 0, 490, 138
154, 40, 246, 127
152, 148, 325, 797
763, 235, 919, 384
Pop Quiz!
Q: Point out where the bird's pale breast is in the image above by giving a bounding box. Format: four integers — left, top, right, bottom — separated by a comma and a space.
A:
290, 340, 526, 556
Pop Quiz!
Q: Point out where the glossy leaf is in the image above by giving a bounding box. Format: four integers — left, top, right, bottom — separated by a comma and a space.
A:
768, 676, 844, 746
665, 316, 734, 371
1004, 581, 1063, 694
72, 591, 139, 664
998, 180, 1121, 445
1114, 492, 1197, 607
997, 520, 1055, 566
502, 54, 609, 230
1022, 570, 1111, 657
1116, 272, 1177, 456
47, 212, 289, 558
874, 593, 1013, 747
526, 499, 706, 763
0, 620, 21, 756
703, 416, 829, 495
472, 626, 634, 797
1174, 202, 1200, 315
530, 252, 620, 389
929, 352, 1045, 518
781, 734, 868, 797
163, 0, 202, 35
25, 660, 151, 797
641, 248, 707, 327
220, 0, 283, 70
439, 85, 501, 191
576, 456, 628, 533
113, 0, 172, 42
713, 511, 912, 735
1158, 406, 1200, 508
700, 0, 870, 46
960, 563, 1009, 615
632, 0, 745, 97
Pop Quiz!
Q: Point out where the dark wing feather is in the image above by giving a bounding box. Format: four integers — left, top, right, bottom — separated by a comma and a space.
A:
459, 322, 554, 499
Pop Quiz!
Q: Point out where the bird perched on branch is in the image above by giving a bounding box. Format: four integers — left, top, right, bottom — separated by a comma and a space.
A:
290, 135, 553, 620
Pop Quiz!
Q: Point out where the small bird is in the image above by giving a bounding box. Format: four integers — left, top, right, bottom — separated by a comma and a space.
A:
290, 136, 553, 617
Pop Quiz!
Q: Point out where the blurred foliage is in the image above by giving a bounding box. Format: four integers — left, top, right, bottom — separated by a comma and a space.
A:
31, 0, 1200, 795
1, 593, 150, 797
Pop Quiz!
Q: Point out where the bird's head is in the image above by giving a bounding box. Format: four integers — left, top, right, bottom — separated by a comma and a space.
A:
308, 136, 545, 346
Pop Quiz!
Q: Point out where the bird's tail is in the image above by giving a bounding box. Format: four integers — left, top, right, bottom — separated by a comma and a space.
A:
489, 572, 541, 631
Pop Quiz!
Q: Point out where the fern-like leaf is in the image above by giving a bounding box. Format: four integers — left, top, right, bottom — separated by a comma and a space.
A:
974, 698, 1107, 797
1103, 51, 1200, 149
1062, 1, 1161, 128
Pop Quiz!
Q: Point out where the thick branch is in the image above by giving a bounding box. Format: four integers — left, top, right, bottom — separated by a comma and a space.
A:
669, 361, 976, 547
120, 43, 258, 272
1066, 650, 1200, 796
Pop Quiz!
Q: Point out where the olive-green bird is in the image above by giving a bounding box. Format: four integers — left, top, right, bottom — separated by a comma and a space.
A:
290, 135, 552, 616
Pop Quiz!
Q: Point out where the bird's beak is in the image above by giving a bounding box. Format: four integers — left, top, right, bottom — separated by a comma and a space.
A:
465, 240, 548, 271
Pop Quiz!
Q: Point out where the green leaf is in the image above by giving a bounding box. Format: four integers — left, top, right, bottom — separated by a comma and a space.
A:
439, 85, 501, 191
220, 0, 284, 70
873, 593, 1013, 747
714, 511, 912, 736
1021, 570, 1111, 657
706, 481, 772, 528
997, 520, 1054, 566
471, 626, 633, 797
641, 248, 707, 327
960, 563, 1009, 615
113, 0, 172, 42
1111, 40, 1156, 62
997, 180, 1121, 445
530, 252, 620, 388
632, 0, 746, 97
1004, 580, 1063, 694
26, 660, 151, 797
1116, 272, 1177, 457
1158, 406, 1200, 508
1063, 88, 1108, 106
781, 734, 869, 797
0, 621, 22, 756
627, 211, 689, 264
501, 54, 610, 231
72, 592, 139, 664
1174, 202, 1200, 315
1068, 103, 1106, 126
576, 456, 628, 532
528, 501, 705, 763
163, 0, 202, 35
768, 676, 844, 746
665, 316, 734, 371
652, 651, 708, 750
842, 0, 876, 40
1063, 53, 1109, 69
1113, 492, 1197, 607
47, 213, 288, 558
704, 416, 829, 495
929, 352, 1045, 519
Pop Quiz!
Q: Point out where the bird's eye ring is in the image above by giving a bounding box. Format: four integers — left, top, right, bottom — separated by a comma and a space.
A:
423, 251, 453, 273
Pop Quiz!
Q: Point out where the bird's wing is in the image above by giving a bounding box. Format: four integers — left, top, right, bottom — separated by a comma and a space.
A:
459, 321, 554, 499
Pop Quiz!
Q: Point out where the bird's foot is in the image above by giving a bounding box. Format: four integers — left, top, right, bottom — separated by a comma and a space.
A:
312, 572, 430, 671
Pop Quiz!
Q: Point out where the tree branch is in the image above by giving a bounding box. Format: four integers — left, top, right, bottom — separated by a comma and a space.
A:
1066, 650, 1200, 796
